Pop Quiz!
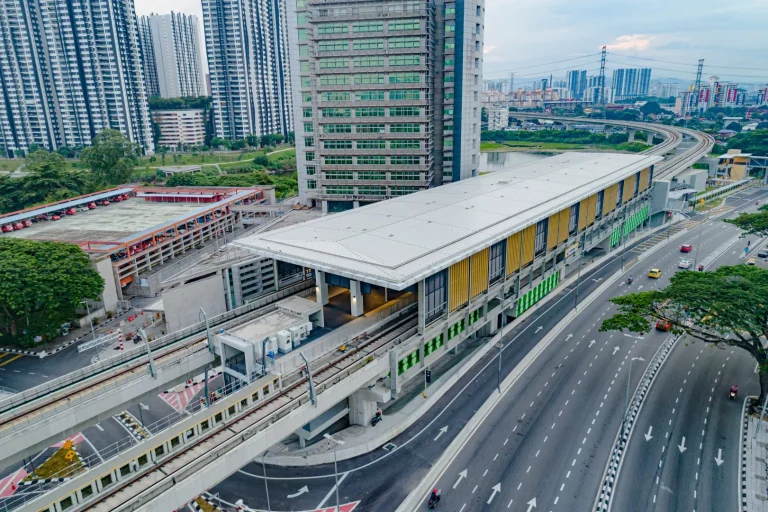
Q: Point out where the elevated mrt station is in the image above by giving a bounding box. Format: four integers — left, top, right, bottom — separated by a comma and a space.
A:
234, 152, 661, 400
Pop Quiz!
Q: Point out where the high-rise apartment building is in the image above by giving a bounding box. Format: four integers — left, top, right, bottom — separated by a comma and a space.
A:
0, 0, 154, 156
288, 0, 484, 212
611, 68, 652, 100
202, 0, 294, 140
138, 13, 206, 98
566, 70, 587, 100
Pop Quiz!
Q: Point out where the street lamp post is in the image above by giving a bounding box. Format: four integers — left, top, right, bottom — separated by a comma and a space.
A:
261, 452, 272, 512
324, 433, 345, 512
81, 301, 98, 360
623, 357, 645, 427
692, 207, 711, 269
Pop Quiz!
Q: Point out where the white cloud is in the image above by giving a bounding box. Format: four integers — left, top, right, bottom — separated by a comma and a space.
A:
483, 45, 496, 54
604, 34, 655, 52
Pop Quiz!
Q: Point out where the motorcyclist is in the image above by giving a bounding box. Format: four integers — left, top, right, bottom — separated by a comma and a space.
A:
429, 488, 441, 506
731, 384, 739, 395
627, 275, 633, 285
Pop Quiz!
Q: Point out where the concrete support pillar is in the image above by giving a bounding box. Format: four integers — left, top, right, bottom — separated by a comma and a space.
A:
417, 279, 426, 335
628, 129, 636, 142
389, 349, 399, 395
348, 389, 378, 426
350, 279, 364, 317
353, 201, 360, 208
316, 271, 329, 306
322, 201, 329, 214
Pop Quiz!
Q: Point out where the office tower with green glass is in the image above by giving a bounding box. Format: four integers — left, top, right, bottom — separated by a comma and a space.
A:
287, 0, 484, 212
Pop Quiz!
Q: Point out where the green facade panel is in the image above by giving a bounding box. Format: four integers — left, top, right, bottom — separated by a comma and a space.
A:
516, 272, 560, 316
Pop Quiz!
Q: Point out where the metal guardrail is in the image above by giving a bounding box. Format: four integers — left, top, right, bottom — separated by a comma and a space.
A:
0, 280, 313, 421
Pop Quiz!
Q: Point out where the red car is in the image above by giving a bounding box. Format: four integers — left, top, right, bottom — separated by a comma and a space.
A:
101, 200, 110, 206
12, 222, 23, 230
1, 225, 13, 232
65, 208, 76, 215
88, 202, 96, 209
655, 320, 671, 332
680, 244, 692, 253
51, 215, 61, 221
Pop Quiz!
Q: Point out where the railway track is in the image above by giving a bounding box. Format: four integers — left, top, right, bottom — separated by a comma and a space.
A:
89, 312, 418, 512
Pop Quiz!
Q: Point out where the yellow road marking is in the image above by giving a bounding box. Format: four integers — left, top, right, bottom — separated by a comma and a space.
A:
0, 354, 24, 367
0, 352, 8, 361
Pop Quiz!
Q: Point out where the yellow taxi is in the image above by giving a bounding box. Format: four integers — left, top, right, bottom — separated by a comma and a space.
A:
648, 268, 662, 279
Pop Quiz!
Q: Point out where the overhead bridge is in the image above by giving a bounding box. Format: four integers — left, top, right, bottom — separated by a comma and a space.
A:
0, 281, 313, 469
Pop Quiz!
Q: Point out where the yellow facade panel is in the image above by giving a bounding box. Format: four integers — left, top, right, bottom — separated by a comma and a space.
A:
521, 225, 535, 267
578, 198, 589, 230
639, 168, 649, 192
449, 258, 470, 311
506, 232, 521, 276
602, 186, 613, 217
623, 176, 634, 204
547, 213, 560, 250
558, 208, 570, 243
470, 248, 489, 299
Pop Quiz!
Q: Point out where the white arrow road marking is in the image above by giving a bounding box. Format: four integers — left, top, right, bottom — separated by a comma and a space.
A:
644, 426, 653, 442
715, 448, 724, 466
526, 497, 537, 511
487, 483, 501, 505
434, 426, 448, 441
140, 403, 149, 410
638, 285, 644, 290
623, 334, 645, 340
453, 469, 467, 489
588, 340, 596, 348
592, 278, 602, 283
613, 347, 620, 355
535, 326, 543, 334
678, 436, 687, 453
565, 334, 573, 341
287, 486, 309, 499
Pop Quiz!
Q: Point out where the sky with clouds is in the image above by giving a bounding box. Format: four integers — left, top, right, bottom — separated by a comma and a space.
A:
134, 0, 768, 87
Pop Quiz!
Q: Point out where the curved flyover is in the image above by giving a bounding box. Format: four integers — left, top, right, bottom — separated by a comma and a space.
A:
507, 114, 714, 180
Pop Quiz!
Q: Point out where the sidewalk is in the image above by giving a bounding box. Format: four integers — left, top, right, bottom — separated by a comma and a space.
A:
741, 398, 768, 512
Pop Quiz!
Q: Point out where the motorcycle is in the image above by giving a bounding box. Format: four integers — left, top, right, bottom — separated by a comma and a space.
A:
729, 390, 737, 400
371, 412, 382, 426
428, 495, 440, 509
627, 277, 633, 285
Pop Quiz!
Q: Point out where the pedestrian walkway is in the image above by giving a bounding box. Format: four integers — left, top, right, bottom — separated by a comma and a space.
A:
742, 402, 768, 512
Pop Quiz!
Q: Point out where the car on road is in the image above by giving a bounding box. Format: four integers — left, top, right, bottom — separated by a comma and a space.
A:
678, 259, 692, 269
655, 320, 671, 332
758, 250, 768, 259
648, 268, 662, 279
746, 258, 757, 266
680, 244, 692, 253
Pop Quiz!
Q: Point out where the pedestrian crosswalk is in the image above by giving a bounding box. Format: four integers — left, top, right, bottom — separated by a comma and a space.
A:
158, 382, 206, 412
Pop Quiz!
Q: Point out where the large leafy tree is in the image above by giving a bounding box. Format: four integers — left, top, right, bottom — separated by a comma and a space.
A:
22, 150, 88, 205
725, 204, 768, 237
79, 129, 140, 185
600, 266, 768, 407
0, 239, 104, 346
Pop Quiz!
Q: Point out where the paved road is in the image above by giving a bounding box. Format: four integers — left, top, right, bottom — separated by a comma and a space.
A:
210, 188, 767, 512
609, 194, 767, 512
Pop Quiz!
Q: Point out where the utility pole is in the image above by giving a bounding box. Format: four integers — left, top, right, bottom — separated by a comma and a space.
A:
692, 59, 704, 114
598, 46, 607, 106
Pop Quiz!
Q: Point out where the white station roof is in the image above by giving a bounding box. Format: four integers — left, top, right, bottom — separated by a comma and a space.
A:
233, 152, 663, 290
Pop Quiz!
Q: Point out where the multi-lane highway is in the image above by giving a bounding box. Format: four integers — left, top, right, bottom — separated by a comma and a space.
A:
204, 187, 767, 512
609, 224, 763, 512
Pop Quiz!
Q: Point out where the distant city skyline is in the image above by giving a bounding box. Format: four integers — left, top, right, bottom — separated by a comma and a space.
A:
136, 0, 768, 88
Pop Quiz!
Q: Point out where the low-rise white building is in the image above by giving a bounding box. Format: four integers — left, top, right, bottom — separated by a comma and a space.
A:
488, 107, 509, 131
151, 109, 206, 148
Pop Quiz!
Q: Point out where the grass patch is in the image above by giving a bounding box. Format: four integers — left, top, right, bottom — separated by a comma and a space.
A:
480, 141, 586, 151
267, 147, 295, 161
696, 197, 725, 211
24, 444, 84, 480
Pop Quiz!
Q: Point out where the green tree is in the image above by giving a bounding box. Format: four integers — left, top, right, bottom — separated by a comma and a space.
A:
79, 129, 140, 185
600, 266, 768, 407
725, 121, 743, 133
22, 150, 88, 205
722, 130, 768, 155
725, 204, 768, 236
639, 101, 662, 117
0, 239, 104, 345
